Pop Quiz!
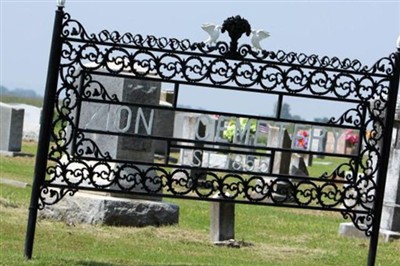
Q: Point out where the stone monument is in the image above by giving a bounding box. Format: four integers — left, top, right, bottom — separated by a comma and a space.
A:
380, 95, 400, 241
339, 95, 400, 242
153, 99, 175, 156
0, 102, 25, 156
210, 194, 235, 243
260, 127, 293, 199
40, 73, 179, 226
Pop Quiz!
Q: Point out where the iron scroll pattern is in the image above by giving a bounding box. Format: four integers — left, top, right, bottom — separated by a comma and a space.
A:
39, 12, 397, 236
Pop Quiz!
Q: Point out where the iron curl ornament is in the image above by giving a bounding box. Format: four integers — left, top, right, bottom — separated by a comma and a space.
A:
25, 6, 400, 266
40, 11, 398, 231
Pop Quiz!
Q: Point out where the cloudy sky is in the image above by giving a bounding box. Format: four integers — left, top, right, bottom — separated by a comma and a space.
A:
1, 0, 399, 119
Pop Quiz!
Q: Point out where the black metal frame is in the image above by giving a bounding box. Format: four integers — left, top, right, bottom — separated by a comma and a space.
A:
25, 6, 400, 265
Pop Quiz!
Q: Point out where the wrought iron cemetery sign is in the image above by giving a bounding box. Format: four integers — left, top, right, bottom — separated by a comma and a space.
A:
25, 3, 399, 265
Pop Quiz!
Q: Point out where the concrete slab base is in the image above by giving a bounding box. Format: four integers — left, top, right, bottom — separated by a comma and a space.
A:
0, 150, 33, 157
39, 192, 179, 227
338, 222, 400, 242
0, 177, 30, 188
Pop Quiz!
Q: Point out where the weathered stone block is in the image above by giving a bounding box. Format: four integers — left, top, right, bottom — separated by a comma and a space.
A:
39, 192, 179, 227
210, 194, 235, 242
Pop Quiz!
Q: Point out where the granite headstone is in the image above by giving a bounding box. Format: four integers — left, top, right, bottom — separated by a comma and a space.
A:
0, 102, 25, 154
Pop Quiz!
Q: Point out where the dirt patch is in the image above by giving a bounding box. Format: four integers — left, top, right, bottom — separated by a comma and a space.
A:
251, 242, 328, 263
281, 207, 341, 218
152, 226, 209, 244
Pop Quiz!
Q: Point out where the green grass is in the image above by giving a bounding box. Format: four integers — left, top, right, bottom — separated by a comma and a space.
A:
1, 143, 399, 265
0, 142, 37, 184
0, 95, 43, 107
307, 156, 348, 178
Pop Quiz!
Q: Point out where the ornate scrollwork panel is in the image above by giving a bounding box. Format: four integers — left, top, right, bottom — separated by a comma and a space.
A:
39, 12, 398, 238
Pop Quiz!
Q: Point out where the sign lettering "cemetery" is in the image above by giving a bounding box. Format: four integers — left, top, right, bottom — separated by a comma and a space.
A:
86, 103, 339, 151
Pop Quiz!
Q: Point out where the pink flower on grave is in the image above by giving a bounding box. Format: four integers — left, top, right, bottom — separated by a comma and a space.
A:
295, 130, 309, 150
345, 129, 359, 147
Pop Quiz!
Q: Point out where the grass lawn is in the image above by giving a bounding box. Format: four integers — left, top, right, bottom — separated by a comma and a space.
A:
0, 142, 399, 265
0, 96, 43, 108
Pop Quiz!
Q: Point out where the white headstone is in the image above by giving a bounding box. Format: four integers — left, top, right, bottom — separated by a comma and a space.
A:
381, 94, 400, 238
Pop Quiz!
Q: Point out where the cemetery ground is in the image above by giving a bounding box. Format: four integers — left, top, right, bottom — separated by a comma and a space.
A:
0, 95, 42, 108
0, 142, 399, 266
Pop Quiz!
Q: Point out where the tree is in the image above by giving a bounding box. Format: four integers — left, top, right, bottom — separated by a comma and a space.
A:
314, 117, 330, 123
274, 102, 302, 120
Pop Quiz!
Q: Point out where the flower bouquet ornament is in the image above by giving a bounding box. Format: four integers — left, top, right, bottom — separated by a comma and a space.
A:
344, 129, 360, 155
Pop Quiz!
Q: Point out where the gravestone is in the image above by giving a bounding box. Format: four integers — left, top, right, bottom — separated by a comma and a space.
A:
324, 131, 336, 154
190, 118, 207, 184
76, 74, 161, 198
339, 96, 400, 242
0, 102, 25, 156
380, 95, 400, 241
255, 127, 293, 200
176, 113, 199, 169
174, 113, 198, 141
153, 100, 175, 155
313, 128, 327, 158
12, 104, 42, 142
210, 194, 235, 243
337, 132, 347, 154
301, 153, 313, 167
160, 89, 174, 104
325, 130, 346, 154
41, 73, 179, 226
154, 89, 175, 156
39, 192, 179, 227
290, 153, 309, 177
177, 113, 218, 167
270, 127, 292, 175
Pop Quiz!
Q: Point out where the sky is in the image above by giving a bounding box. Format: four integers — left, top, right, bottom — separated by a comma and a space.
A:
1, 0, 399, 120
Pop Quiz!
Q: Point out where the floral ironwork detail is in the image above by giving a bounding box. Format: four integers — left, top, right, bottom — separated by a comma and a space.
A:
36, 12, 399, 239
221, 15, 251, 58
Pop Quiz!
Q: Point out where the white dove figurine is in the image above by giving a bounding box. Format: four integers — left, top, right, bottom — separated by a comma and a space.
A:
251, 29, 270, 51
201, 23, 222, 44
